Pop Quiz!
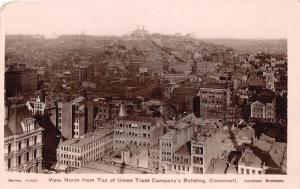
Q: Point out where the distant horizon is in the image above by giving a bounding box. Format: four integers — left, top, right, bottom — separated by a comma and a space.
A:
4, 33, 287, 40
2, 0, 287, 39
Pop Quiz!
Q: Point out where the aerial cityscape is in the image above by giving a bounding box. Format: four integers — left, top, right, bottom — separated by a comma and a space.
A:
4, 25, 287, 175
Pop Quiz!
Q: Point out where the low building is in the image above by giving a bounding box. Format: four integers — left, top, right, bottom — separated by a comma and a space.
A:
148, 145, 160, 170
172, 142, 192, 174
238, 148, 265, 175
250, 100, 276, 122
56, 128, 114, 172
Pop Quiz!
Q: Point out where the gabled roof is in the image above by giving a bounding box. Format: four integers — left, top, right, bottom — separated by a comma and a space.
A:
174, 141, 191, 156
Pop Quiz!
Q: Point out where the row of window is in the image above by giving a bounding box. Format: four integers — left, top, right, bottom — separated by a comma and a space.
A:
240, 168, 262, 175
161, 141, 172, 147
200, 90, 226, 95
60, 137, 112, 152
161, 151, 171, 156
174, 156, 190, 163
174, 164, 190, 172
162, 157, 172, 162
7, 136, 39, 153
201, 99, 224, 105
192, 146, 204, 155
115, 139, 150, 147
115, 122, 151, 130
7, 150, 38, 169
115, 130, 151, 138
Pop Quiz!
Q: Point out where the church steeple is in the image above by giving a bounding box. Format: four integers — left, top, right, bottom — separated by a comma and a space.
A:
118, 103, 127, 117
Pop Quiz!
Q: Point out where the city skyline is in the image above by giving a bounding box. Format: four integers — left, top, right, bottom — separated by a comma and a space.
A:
1, 0, 287, 39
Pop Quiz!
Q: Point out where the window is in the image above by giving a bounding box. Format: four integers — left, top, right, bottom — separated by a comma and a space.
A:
7, 144, 11, 153
26, 152, 29, 162
241, 168, 244, 174
246, 169, 250, 174
7, 159, 11, 169
26, 139, 30, 147
18, 142, 22, 150
18, 156, 22, 166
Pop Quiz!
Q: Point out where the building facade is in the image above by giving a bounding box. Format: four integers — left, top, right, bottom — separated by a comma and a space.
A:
113, 115, 164, 151
56, 129, 114, 170
4, 101, 43, 173
250, 100, 276, 121
5, 65, 37, 97
198, 82, 228, 119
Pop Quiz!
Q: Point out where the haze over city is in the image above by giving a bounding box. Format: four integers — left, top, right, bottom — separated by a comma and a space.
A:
2, 0, 286, 39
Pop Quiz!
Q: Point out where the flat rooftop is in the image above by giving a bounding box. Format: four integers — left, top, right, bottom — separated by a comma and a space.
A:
59, 129, 113, 148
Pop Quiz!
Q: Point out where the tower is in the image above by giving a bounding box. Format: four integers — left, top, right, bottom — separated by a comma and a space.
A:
118, 103, 127, 117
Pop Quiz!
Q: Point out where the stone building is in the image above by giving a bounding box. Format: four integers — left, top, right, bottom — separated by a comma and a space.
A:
4, 99, 43, 173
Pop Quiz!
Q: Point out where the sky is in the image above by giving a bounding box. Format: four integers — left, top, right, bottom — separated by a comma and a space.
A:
1, 0, 287, 38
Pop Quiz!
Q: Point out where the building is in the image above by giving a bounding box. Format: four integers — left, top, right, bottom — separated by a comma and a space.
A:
4, 100, 43, 173
198, 82, 229, 119
5, 65, 37, 97
158, 117, 194, 172
72, 63, 94, 82
93, 97, 142, 124
57, 96, 94, 139
148, 145, 160, 170
113, 104, 165, 151
250, 100, 276, 122
172, 142, 192, 174
238, 148, 266, 175
26, 95, 46, 116
191, 123, 236, 174
170, 87, 199, 114
162, 72, 188, 84
55, 128, 114, 172
190, 136, 205, 174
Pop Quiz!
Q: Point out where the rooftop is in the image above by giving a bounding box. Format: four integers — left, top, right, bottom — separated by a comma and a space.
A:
59, 129, 113, 148
239, 148, 264, 168
73, 161, 151, 174
200, 82, 227, 90
5, 103, 41, 138
206, 158, 228, 174
160, 130, 175, 140
174, 141, 191, 156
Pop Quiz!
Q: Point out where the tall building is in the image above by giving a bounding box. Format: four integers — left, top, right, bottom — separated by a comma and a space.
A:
113, 105, 165, 151
57, 96, 94, 139
71, 64, 94, 82
4, 99, 43, 173
5, 65, 37, 97
198, 82, 230, 119
93, 97, 142, 124
158, 119, 194, 172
